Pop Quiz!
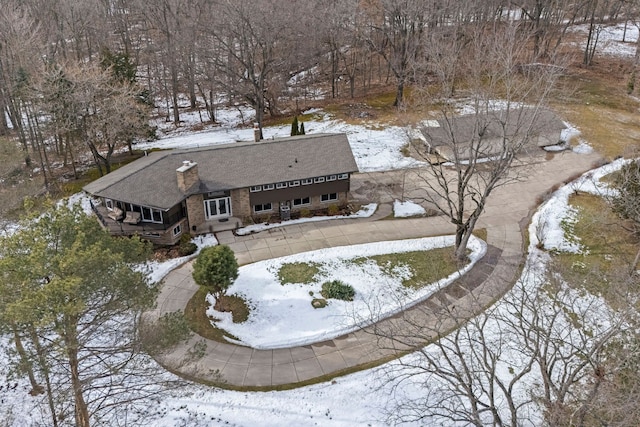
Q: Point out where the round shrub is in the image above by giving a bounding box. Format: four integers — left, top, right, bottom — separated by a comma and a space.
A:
178, 241, 197, 256
178, 233, 197, 256
320, 280, 355, 301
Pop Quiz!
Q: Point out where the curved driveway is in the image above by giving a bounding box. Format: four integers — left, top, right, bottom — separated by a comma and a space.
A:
147, 150, 601, 389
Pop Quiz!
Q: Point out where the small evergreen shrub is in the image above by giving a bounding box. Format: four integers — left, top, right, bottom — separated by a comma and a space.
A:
320, 280, 355, 301
178, 234, 197, 256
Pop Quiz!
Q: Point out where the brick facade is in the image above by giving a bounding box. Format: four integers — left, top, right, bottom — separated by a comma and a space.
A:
185, 194, 205, 232
231, 188, 251, 219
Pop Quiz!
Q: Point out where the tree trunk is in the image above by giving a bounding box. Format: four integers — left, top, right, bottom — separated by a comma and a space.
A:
171, 62, 180, 125
11, 324, 40, 394
393, 80, 404, 107
63, 320, 91, 427
28, 326, 59, 427
583, 0, 598, 65
0, 94, 9, 136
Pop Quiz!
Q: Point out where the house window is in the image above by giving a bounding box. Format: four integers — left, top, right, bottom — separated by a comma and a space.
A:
321, 193, 338, 202
292, 197, 310, 206
276, 182, 287, 189
250, 186, 262, 192
173, 224, 182, 236
263, 183, 275, 190
289, 180, 300, 187
314, 177, 325, 183
326, 175, 337, 181
301, 178, 313, 185
337, 173, 348, 180
105, 198, 114, 210
141, 206, 163, 223
253, 203, 273, 213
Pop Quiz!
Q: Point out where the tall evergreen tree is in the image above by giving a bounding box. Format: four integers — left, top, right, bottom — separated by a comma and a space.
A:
291, 116, 299, 136
0, 203, 176, 427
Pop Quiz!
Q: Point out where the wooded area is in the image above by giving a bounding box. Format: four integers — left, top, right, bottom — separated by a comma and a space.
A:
0, 0, 635, 186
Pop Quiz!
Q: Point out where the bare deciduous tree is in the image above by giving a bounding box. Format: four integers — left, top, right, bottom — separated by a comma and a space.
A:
373, 260, 636, 426
363, 0, 430, 107
414, 22, 565, 259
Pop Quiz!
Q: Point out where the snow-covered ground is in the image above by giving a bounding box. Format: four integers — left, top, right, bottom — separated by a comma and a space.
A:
208, 236, 485, 349
393, 199, 427, 217
154, 156, 621, 427
569, 22, 639, 58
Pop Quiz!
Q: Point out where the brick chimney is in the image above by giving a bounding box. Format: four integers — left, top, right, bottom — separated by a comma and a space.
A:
176, 160, 199, 192
253, 123, 261, 142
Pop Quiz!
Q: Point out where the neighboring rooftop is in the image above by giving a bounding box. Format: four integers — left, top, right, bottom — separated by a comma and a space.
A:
421, 108, 566, 148
419, 108, 567, 161
83, 133, 359, 210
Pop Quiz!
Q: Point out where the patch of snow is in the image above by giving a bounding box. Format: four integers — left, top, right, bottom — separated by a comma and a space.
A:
543, 143, 569, 152
530, 158, 626, 252
561, 121, 581, 142
569, 23, 639, 58
572, 140, 594, 154
421, 119, 440, 128
393, 200, 426, 217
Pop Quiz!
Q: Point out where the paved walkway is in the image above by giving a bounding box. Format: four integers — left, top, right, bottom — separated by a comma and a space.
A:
147, 149, 602, 389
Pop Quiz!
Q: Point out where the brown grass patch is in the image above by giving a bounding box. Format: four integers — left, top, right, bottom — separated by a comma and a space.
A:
553, 193, 639, 308
184, 287, 246, 343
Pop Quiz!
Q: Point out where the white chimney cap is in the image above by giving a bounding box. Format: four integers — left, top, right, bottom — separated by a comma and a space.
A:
176, 160, 197, 172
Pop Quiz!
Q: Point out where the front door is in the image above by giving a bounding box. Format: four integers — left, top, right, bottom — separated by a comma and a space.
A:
204, 197, 232, 220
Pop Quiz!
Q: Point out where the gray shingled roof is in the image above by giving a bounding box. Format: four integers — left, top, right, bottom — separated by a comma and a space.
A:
421, 108, 566, 148
83, 133, 359, 210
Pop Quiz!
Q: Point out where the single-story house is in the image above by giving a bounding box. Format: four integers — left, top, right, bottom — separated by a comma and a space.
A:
83, 133, 359, 245
419, 108, 567, 162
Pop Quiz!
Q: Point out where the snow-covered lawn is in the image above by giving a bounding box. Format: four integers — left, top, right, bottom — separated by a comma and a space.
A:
208, 236, 486, 349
